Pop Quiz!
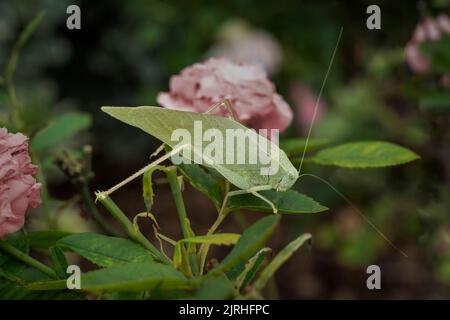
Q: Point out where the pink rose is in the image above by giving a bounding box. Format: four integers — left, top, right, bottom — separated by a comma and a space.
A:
405, 14, 450, 75
0, 128, 41, 237
157, 58, 292, 138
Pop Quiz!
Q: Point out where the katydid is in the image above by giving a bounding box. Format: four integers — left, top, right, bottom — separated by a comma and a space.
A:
99, 101, 298, 213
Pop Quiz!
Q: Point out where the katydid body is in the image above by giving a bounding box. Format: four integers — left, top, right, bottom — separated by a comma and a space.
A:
102, 106, 298, 193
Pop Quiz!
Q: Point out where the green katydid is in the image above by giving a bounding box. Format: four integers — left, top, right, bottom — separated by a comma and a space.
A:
99, 100, 298, 214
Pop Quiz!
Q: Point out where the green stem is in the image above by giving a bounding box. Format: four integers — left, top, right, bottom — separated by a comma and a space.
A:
4, 11, 44, 130
165, 166, 200, 276
0, 240, 57, 279
165, 166, 189, 239
80, 183, 120, 237
5, 79, 19, 128
198, 209, 230, 274
96, 193, 170, 264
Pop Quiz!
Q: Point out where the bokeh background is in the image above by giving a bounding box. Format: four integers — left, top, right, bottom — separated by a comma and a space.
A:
1, 0, 450, 299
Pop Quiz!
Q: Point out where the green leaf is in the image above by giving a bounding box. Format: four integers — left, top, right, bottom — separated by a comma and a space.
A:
0, 267, 25, 284
81, 261, 190, 292
31, 112, 92, 153
177, 163, 222, 209
227, 189, 328, 214
180, 234, 240, 246
253, 233, 311, 292
25, 231, 72, 249
193, 274, 234, 300
235, 248, 272, 292
50, 247, 68, 279
29, 262, 190, 292
174, 234, 239, 276
2, 273, 81, 299
57, 233, 154, 267
24, 279, 67, 291
107, 291, 147, 300
142, 165, 165, 211
280, 138, 330, 156
309, 141, 420, 168
420, 92, 450, 111
0, 251, 82, 299
0, 233, 29, 275
213, 216, 279, 277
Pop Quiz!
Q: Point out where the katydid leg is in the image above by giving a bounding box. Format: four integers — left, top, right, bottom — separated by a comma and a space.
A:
204, 99, 237, 120
198, 184, 275, 273
98, 143, 191, 199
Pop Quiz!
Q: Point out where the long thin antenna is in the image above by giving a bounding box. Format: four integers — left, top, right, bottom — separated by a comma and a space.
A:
298, 27, 343, 175
299, 173, 408, 258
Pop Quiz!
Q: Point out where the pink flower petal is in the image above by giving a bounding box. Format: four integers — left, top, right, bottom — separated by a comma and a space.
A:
405, 42, 430, 74
423, 17, 442, 41
437, 14, 450, 34
157, 57, 292, 133
0, 128, 40, 238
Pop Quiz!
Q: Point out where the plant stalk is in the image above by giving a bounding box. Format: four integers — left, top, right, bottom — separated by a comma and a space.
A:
0, 240, 57, 279
96, 193, 170, 264
165, 166, 190, 239
80, 183, 120, 237
197, 209, 230, 274
165, 166, 199, 275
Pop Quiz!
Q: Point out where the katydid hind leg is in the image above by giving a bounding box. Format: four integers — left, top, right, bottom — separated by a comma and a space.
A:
199, 184, 275, 272
250, 190, 278, 214
216, 185, 275, 217
98, 143, 191, 199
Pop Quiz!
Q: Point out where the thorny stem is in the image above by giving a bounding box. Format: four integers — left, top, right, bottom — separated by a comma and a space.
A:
0, 240, 58, 279
95, 193, 171, 264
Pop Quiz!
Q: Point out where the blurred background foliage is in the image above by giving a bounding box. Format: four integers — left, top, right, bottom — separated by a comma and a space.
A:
1, 0, 450, 298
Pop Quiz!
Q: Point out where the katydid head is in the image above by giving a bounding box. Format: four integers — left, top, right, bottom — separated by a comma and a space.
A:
276, 166, 298, 192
